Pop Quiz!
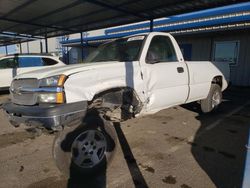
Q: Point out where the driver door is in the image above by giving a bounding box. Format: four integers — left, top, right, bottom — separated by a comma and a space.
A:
142, 35, 189, 112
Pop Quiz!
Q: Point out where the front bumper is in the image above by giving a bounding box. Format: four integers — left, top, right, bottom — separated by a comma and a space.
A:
2, 101, 88, 131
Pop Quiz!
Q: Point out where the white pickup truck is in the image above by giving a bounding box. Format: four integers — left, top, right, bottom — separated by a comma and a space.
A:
3, 32, 229, 175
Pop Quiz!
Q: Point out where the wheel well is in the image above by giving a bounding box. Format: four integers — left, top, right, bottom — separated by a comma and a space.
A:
88, 87, 142, 121
212, 76, 222, 88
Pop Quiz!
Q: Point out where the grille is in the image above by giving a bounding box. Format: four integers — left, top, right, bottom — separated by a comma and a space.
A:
10, 79, 39, 105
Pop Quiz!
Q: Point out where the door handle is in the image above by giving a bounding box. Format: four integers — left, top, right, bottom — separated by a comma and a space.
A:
177, 67, 184, 73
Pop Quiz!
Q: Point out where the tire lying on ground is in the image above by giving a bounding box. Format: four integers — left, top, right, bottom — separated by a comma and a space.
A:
52, 114, 117, 177
201, 83, 222, 113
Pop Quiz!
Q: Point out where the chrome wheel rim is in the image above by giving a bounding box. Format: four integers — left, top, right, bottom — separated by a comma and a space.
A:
71, 130, 107, 168
212, 91, 221, 109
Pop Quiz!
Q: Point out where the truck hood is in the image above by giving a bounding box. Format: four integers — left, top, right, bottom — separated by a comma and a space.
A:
15, 61, 122, 79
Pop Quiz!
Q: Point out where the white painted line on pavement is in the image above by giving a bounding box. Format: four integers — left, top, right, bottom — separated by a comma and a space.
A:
206, 103, 250, 131
169, 101, 250, 153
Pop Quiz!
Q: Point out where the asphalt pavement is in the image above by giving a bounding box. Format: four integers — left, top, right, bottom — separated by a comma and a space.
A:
0, 87, 249, 188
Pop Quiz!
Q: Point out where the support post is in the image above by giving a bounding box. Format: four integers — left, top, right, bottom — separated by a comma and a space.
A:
150, 19, 153, 32
242, 129, 250, 188
45, 37, 48, 53
27, 42, 30, 53
67, 46, 69, 65
40, 40, 43, 53
5, 46, 8, 55
80, 32, 84, 62
19, 43, 22, 54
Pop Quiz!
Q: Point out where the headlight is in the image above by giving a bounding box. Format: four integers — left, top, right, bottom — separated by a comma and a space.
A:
39, 75, 67, 87
38, 74, 67, 104
38, 92, 65, 103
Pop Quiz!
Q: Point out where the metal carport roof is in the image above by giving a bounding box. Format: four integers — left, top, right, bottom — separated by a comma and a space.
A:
60, 2, 250, 47
0, 0, 249, 46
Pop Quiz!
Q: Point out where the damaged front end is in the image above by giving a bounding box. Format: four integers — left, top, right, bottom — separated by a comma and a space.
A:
88, 87, 143, 122
3, 101, 88, 131
3, 76, 88, 132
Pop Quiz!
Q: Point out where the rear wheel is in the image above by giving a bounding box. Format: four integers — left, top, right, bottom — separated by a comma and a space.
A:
52, 115, 116, 177
201, 84, 222, 113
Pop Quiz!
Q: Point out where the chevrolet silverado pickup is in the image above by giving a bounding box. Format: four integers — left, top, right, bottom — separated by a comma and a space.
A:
3, 32, 230, 175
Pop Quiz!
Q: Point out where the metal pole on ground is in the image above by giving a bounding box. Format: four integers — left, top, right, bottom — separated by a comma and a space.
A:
242, 129, 250, 188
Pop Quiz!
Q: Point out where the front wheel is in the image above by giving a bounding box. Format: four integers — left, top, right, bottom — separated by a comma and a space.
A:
52, 115, 117, 177
201, 84, 222, 113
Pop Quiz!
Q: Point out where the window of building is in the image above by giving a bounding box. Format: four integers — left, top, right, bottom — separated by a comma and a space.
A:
213, 41, 239, 65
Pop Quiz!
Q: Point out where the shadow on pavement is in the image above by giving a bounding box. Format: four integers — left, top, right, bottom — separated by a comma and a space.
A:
58, 117, 148, 188
64, 119, 149, 188
182, 88, 250, 188
114, 122, 148, 188
67, 173, 106, 188
59, 112, 149, 188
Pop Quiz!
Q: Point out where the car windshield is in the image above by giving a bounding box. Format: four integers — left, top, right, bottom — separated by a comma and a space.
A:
85, 35, 145, 63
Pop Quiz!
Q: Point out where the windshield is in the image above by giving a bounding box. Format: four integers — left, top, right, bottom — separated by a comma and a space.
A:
85, 35, 145, 63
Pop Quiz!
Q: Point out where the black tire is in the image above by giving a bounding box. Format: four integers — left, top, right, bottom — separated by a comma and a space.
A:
201, 84, 222, 113
52, 114, 117, 177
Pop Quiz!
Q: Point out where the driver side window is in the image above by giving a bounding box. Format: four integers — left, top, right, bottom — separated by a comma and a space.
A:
146, 36, 177, 64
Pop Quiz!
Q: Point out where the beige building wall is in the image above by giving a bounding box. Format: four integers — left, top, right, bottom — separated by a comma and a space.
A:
176, 31, 250, 86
